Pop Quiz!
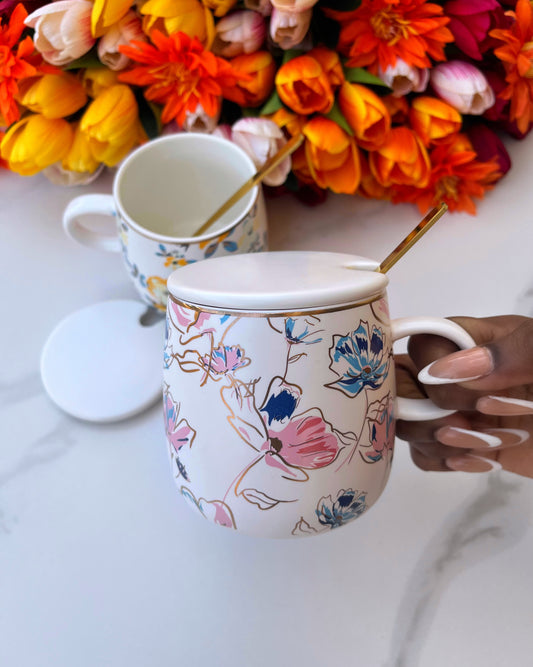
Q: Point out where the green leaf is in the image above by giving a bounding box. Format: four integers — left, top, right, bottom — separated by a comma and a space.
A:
259, 89, 284, 116
324, 100, 354, 136
64, 47, 103, 71
134, 89, 160, 139
344, 67, 389, 87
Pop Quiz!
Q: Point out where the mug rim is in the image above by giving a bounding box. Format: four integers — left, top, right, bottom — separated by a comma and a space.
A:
168, 292, 387, 317
113, 133, 259, 244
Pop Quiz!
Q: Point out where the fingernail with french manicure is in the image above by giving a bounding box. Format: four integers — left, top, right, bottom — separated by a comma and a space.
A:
418, 346, 494, 385
435, 426, 502, 449
445, 454, 502, 473
476, 395, 533, 416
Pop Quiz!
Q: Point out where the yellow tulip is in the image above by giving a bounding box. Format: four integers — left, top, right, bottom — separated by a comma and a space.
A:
1, 114, 73, 176
203, 0, 238, 17
140, 0, 215, 47
62, 123, 101, 173
91, 0, 132, 38
17, 73, 87, 119
83, 68, 120, 97
79, 84, 146, 166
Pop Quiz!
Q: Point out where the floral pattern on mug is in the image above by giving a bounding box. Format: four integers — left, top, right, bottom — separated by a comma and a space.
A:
326, 320, 389, 397
291, 488, 368, 535
360, 393, 395, 464
181, 486, 236, 529
164, 389, 196, 454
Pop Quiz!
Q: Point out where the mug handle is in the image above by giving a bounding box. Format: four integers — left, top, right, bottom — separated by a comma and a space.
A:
391, 316, 476, 421
63, 194, 121, 252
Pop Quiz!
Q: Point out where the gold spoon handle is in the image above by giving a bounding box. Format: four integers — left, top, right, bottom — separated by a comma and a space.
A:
377, 202, 448, 274
192, 133, 304, 238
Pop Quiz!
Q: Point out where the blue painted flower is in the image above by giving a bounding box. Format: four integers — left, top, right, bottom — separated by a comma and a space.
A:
284, 316, 323, 345
327, 320, 389, 397
315, 488, 367, 529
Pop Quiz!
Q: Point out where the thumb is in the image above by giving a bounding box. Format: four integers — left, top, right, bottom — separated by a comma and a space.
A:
418, 318, 533, 391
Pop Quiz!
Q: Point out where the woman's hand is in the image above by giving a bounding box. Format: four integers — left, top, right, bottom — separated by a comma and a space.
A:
395, 315, 533, 477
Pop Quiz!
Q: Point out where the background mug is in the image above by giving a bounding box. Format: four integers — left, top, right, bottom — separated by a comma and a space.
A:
162, 251, 476, 539
63, 133, 268, 311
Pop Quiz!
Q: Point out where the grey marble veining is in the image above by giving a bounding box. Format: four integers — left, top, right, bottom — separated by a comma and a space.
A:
386, 473, 528, 667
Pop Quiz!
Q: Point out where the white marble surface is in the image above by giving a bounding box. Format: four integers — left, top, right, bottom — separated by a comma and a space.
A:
1, 135, 533, 667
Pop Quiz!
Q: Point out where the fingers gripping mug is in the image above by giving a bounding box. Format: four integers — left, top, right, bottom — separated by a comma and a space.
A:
163, 251, 475, 539
62, 133, 268, 311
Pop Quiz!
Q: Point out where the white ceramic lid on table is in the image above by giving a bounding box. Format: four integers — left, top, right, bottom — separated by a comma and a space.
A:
167, 251, 387, 311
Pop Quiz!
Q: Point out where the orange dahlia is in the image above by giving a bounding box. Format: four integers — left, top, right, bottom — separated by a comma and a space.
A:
0, 4, 38, 126
118, 30, 248, 125
490, 0, 533, 134
392, 133, 501, 214
327, 0, 453, 73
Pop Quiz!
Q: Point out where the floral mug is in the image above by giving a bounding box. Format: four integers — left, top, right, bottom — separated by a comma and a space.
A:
162, 251, 476, 539
62, 133, 268, 311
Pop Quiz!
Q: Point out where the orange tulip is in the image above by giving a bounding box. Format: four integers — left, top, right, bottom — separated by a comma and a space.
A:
140, 0, 215, 47
275, 54, 334, 115
306, 46, 344, 88
382, 94, 409, 125
358, 153, 390, 200
409, 96, 462, 146
267, 107, 307, 137
303, 116, 361, 194
223, 51, 275, 107
369, 126, 431, 188
291, 144, 314, 184
338, 82, 390, 151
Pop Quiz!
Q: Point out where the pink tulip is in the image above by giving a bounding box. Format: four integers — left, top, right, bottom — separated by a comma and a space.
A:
97, 11, 146, 71
378, 59, 429, 97
269, 7, 311, 50
431, 61, 495, 115
25, 0, 95, 66
182, 102, 221, 133
231, 118, 291, 186
444, 0, 501, 60
212, 124, 233, 141
212, 10, 266, 58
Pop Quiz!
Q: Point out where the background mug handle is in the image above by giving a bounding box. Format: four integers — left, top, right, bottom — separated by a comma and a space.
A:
63, 194, 121, 252
392, 316, 476, 421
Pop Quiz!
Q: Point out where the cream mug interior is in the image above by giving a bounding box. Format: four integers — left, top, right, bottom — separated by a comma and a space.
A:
114, 133, 258, 239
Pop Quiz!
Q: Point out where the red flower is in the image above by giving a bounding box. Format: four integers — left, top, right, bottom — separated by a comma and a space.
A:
444, 0, 501, 60
119, 30, 249, 125
0, 4, 37, 125
490, 0, 533, 134
392, 133, 501, 214
327, 0, 453, 73
466, 123, 511, 177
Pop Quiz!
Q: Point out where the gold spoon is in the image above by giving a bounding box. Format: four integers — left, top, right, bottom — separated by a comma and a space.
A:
376, 202, 448, 274
191, 133, 304, 238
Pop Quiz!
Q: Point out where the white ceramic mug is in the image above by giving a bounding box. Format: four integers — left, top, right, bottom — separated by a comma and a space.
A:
63, 133, 268, 310
162, 251, 476, 539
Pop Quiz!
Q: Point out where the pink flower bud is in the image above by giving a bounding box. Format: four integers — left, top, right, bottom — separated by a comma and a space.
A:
182, 103, 221, 134
97, 11, 146, 71
231, 118, 291, 186
269, 7, 311, 50
431, 60, 495, 115
378, 59, 429, 97
212, 10, 266, 58
25, 0, 95, 67
212, 124, 233, 141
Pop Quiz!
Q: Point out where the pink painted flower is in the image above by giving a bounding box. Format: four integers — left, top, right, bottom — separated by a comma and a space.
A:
181, 487, 236, 529
201, 344, 250, 377
164, 391, 196, 454
25, 0, 95, 66
168, 301, 220, 342
362, 394, 395, 463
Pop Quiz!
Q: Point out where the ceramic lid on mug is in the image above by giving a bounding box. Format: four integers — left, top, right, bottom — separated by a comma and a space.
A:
167, 251, 388, 311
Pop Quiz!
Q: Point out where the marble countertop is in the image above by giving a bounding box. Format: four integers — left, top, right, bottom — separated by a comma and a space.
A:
2, 135, 533, 667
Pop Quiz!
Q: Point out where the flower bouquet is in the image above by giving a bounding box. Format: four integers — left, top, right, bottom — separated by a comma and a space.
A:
1, 0, 531, 213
